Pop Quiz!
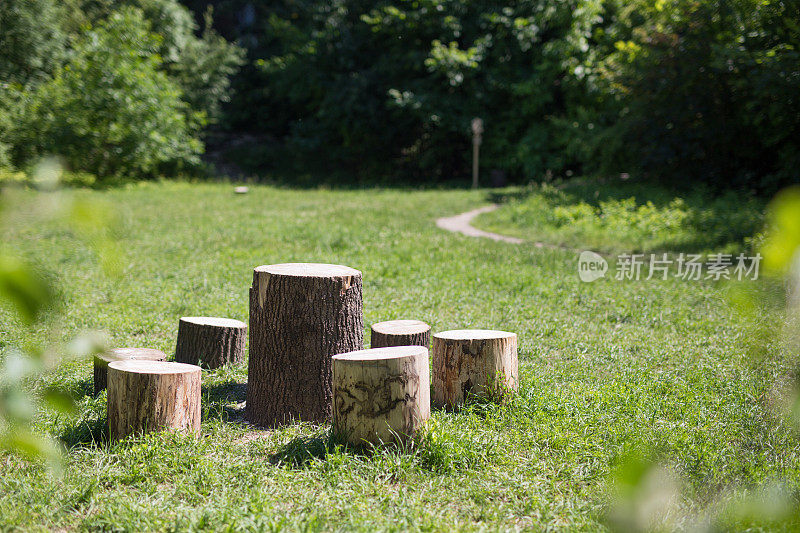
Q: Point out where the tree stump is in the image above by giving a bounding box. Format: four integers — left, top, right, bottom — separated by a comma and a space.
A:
432, 329, 518, 408
107, 360, 201, 442
94, 348, 166, 395
332, 346, 430, 446
174, 316, 247, 369
247, 263, 363, 427
370, 319, 431, 349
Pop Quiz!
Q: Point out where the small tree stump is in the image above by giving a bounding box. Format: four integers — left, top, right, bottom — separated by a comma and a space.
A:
432, 329, 518, 408
94, 348, 166, 395
107, 360, 201, 442
247, 263, 363, 427
174, 316, 247, 369
370, 320, 431, 349
332, 346, 430, 446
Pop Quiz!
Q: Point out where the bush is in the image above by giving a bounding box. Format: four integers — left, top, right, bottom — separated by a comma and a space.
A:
577, 0, 800, 192
11, 8, 203, 179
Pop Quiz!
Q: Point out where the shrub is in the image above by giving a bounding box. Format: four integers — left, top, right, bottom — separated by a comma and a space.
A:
578, 0, 800, 192
11, 8, 204, 179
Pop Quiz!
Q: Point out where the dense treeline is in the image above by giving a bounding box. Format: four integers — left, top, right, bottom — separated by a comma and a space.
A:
0, 0, 243, 179
1, 0, 798, 190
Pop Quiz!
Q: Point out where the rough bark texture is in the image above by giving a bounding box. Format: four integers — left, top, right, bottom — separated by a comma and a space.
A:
333, 346, 430, 445
247, 263, 364, 427
94, 348, 166, 395
174, 317, 246, 369
370, 320, 430, 349
107, 360, 201, 442
432, 329, 518, 409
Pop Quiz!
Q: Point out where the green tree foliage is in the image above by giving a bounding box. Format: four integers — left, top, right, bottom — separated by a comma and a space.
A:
223, 0, 601, 180
576, 0, 800, 191
206, 0, 798, 189
0, 0, 66, 85
10, 9, 204, 178
0, 0, 242, 179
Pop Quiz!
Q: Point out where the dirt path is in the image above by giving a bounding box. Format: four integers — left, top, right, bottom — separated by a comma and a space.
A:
435, 204, 524, 244
436, 204, 572, 250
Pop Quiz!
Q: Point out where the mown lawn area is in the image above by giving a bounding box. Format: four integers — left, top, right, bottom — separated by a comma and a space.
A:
0, 181, 796, 531
476, 180, 765, 255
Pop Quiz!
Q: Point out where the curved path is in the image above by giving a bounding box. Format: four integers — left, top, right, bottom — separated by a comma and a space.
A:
436, 204, 565, 249
435, 204, 524, 244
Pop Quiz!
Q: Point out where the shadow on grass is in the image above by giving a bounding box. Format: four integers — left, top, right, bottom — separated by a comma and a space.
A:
69, 378, 94, 400
268, 429, 338, 467
268, 427, 422, 468
202, 381, 247, 422
60, 416, 108, 449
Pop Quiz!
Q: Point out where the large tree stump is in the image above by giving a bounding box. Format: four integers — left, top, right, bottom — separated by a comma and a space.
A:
94, 348, 166, 395
432, 329, 518, 409
247, 263, 363, 427
107, 360, 201, 442
370, 320, 431, 349
332, 346, 430, 446
174, 316, 247, 369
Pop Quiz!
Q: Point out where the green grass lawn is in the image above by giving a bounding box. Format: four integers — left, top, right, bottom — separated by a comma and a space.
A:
475, 180, 765, 255
0, 181, 796, 531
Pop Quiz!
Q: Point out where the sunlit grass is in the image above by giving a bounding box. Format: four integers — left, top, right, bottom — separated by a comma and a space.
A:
0, 181, 794, 530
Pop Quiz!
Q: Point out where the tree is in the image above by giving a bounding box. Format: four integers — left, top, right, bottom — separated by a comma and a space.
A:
13, 8, 204, 178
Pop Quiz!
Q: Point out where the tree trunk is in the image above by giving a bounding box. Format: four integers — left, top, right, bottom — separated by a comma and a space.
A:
332, 346, 430, 446
432, 329, 518, 409
247, 263, 363, 427
174, 316, 246, 369
107, 360, 201, 442
370, 319, 430, 349
94, 348, 166, 395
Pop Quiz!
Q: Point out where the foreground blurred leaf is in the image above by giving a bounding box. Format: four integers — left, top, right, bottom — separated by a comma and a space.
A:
762, 186, 800, 275
0, 254, 54, 325
41, 388, 77, 415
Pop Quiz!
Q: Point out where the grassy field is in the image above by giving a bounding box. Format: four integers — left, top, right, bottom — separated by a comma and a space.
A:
0, 181, 797, 531
475, 180, 765, 255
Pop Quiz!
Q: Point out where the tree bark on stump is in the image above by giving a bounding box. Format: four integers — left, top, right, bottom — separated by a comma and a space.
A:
432, 329, 518, 409
332, 346, 430, 446
107, 360, 201, 442
247, 263, 363, 427
174, 317, 246, 369
94, 348, 166, 395
370, 320, 430, 349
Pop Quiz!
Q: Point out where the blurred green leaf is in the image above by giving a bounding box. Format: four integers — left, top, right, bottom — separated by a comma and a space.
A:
41, 388, 77, 415
762, 186, 800, 274
1, 426, 63, 468
0, 254, 54, 325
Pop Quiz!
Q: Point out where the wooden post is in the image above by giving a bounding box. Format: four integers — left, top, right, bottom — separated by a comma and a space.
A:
471, 117, 483, 189
107, 361, 201, 442
332, 346, 430, 446
174, 316, 246, 369
247, 263, 363, 427
432, 329, 518, 408
370, 320, 430, 349
94, 348, 166, 395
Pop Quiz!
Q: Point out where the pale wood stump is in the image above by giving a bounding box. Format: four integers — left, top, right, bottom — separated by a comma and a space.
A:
107, 360, 201, 442
370, 320, 430, 349
432, 329, 518, 408
332, 346, 430, 446
247, 263, 363, 427
174, 316, 246, 369
94, 348, 166, 395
